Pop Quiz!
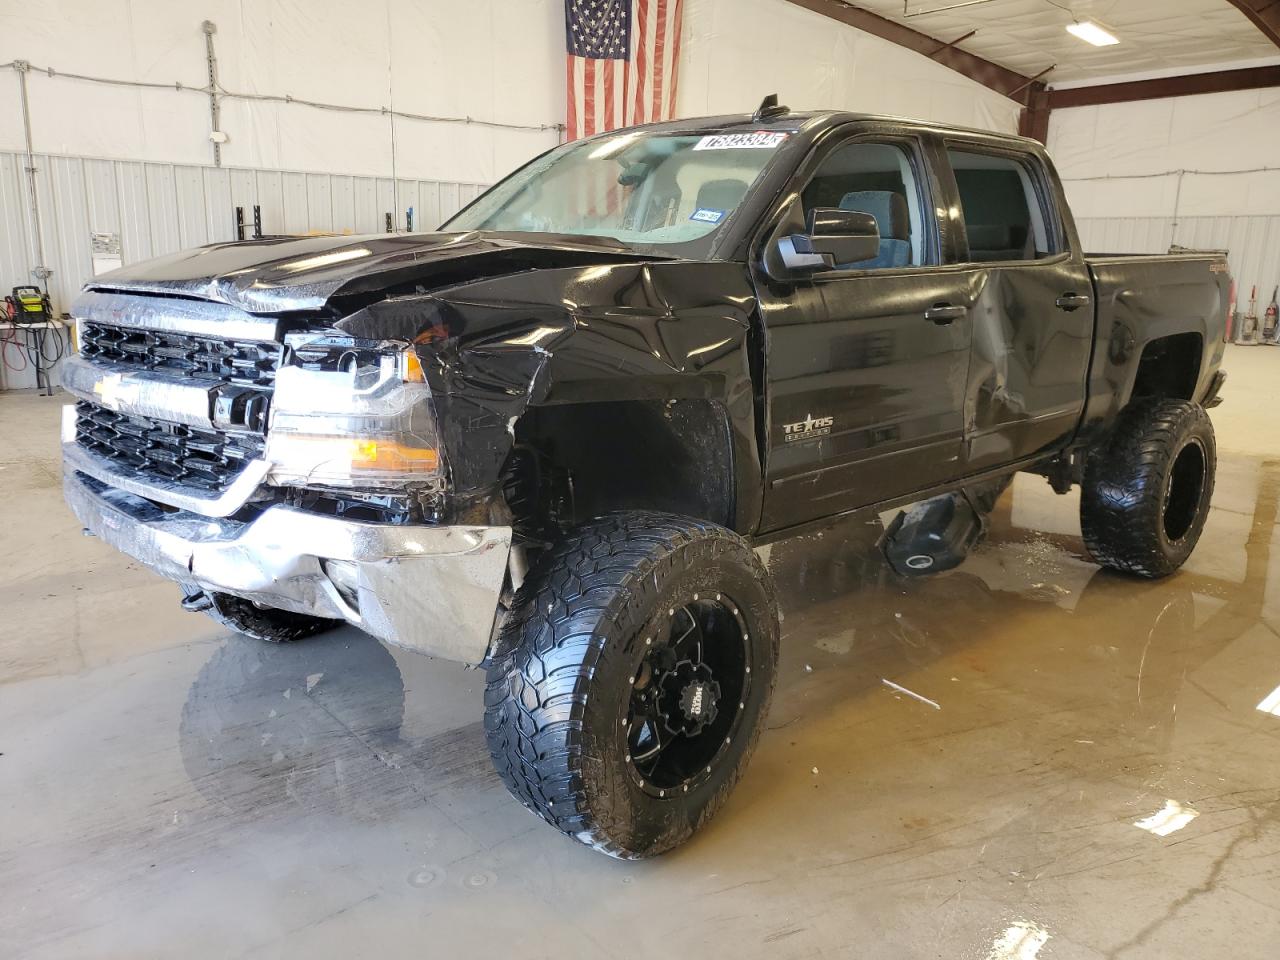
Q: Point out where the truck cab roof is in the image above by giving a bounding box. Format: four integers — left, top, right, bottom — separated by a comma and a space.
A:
608, 107, 1044, 152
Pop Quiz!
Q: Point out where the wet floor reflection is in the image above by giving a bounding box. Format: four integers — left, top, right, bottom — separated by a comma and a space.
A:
176, 628, 509, 828
179, 632, 408, 818
10, 397, 1280, 957
175, 461, 1280, 834
54, 455, 1270, 960
765, 506, 1228, 758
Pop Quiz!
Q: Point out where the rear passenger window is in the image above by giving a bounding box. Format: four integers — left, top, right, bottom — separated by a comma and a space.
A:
801, 141, 927, 270
947, 148, 1057, 262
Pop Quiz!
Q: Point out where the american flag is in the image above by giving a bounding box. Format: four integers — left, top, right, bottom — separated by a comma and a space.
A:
565, 0, 684, 141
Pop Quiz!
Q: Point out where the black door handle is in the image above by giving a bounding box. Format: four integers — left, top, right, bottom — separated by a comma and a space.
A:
1056, 293, 1091, 311
924, 303, 967, 324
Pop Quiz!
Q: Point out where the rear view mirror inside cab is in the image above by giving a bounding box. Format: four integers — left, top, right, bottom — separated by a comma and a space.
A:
775, 207, 882, 274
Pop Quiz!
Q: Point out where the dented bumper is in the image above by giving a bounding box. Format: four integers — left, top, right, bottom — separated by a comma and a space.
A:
63, 465, 512, 664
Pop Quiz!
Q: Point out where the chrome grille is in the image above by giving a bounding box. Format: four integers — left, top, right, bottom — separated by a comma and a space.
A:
79, 322, 279, 387
74, 401, 264, 493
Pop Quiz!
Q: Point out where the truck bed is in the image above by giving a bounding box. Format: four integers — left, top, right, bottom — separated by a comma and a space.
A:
1076, 251, 1229, 442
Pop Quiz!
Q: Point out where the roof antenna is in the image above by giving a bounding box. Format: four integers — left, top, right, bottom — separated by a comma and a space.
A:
753, 93, 788, 121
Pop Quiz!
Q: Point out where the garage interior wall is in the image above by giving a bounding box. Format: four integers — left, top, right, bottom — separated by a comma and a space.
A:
1048, 86, 1280, 303
0, 0, 1022, 388
678, 0, 1022, 133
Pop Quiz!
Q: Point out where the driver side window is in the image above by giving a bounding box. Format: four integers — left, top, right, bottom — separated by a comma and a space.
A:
800, 141, 927, 270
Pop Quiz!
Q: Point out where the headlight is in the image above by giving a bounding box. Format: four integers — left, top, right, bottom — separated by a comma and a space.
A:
264, 336, 444, 489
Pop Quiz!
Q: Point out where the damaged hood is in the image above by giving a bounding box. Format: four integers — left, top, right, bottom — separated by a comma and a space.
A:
86, 231, 668, 315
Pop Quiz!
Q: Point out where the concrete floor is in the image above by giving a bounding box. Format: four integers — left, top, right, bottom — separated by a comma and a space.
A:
2, 344, 1279, 958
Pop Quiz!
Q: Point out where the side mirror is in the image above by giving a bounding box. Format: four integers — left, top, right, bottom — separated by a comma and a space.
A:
776, 208, 881, 272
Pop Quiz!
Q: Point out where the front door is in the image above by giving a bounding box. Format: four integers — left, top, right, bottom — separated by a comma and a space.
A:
754, 134, 973, 532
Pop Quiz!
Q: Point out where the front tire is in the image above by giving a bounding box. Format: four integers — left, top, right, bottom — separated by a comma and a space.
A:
1080, 398, 1216, 578
182, 588, 340, 643
484, 512, 779, 859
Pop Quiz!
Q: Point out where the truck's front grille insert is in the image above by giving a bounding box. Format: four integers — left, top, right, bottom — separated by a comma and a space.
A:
74, 401, 264, 492
79, 322, 279, 387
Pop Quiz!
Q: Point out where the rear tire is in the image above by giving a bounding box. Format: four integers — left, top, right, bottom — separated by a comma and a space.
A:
1080, 398, 1216, 578
483, 512, 779, 859
182, 588, 340, 643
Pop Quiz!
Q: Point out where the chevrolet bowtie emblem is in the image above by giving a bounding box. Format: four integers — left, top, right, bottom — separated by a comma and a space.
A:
92, 372, 125, 409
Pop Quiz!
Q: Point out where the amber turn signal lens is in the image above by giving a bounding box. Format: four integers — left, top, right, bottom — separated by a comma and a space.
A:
399, 349, 427, 383
350, 438, 440, 473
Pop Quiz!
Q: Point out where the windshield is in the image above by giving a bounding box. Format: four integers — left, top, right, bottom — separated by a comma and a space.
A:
443, 130, 789, 256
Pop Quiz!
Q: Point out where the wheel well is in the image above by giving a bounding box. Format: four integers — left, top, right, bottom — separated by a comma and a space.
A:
501, 399, 736, 539
1129, 332, 1202, 403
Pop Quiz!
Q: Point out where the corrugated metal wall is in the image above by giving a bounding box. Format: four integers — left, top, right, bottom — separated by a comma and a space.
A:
1076, 215, 1280, 303
1, 151, 489, 388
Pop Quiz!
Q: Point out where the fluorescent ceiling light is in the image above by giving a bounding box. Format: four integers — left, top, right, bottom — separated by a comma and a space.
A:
1066, 20, 1120, 46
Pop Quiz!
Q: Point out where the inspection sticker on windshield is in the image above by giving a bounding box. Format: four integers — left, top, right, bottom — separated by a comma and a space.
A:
693, 131, 788, 150
690, 208, 726, 224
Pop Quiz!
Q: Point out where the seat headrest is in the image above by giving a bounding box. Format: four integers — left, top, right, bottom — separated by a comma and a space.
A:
838, 191, 909, 241
695, 178, 749, 212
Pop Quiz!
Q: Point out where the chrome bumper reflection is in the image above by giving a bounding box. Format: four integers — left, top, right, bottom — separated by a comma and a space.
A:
65, 469, 512, 664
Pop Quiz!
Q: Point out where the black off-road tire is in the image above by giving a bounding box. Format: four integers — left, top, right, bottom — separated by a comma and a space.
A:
182, 588, 340, 643
484, 512, 780, 859
1080, 398, 1216, 578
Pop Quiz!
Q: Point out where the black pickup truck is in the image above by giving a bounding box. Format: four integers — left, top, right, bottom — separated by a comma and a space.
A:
63, 102, 1228, 859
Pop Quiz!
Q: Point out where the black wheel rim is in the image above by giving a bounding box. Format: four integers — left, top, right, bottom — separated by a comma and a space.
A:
624, 593, 750, 796
1163, 438, 1207, 543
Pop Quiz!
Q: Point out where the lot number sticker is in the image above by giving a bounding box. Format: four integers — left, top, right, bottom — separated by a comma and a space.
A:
693, 131, 788, 150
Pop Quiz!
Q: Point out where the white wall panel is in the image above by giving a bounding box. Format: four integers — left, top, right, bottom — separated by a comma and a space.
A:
352, 177, 379, 234
680, 0, 1022, 133
376, 180, 397, 233
144, 163, 181, 257
44, 156, 94, 300
305, 175, 333, 234
255, 171, 285, 236
280, 172, 309, 235
174, 166, 209, 249
0, 0, 564, 183
202, 168, 234, 244
1051, 86, 1280, 303
1076, 215, 1280, 303
84, 160, 120, 238
331, 176, 355, 237
115, 162, 153, 262
1049, 90, 1280, 217
0, 154, 36, 287
2, 0, 1023, 187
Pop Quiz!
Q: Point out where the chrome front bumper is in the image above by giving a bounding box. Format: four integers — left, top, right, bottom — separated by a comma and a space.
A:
64, 464, 513, 664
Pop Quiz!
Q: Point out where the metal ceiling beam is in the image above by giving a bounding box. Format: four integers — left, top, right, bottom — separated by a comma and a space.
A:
1048, 64, 1280, 109
781, 0, 1043, 104
1224, 0, 1280, 49
1019, 83, 1051, 143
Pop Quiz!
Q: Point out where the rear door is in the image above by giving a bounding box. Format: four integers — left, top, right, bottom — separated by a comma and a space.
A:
752, 128, 974, 532
935, 138, 1094, 471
